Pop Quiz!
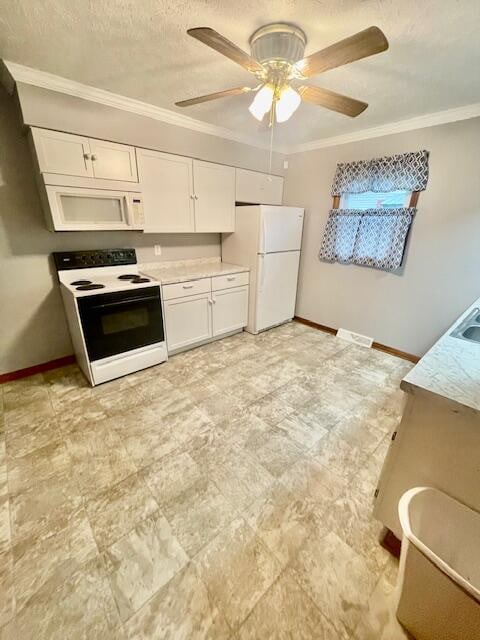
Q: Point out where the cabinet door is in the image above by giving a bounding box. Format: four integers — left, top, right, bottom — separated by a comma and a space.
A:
260, 173, 284, 205
212, 286, 248, 337
164, 293, 212, 352
193, 160, 235, 232
137, 149, 195, 233
31, 128, 93, 178
235, 168, 284, 205
89, 139, 138, 182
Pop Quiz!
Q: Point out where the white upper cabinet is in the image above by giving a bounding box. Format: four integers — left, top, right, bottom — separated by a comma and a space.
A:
235, 168, 284, 205
88, 139, 138, 181
193, 160, 235, 233
31, 129, 94, 178
30, 127, 138, 182
137, 149, 195, 233
139, 155, 235, 233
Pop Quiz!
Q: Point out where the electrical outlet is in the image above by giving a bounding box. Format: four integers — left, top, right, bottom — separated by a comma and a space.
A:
154, 244, 162, 257
283, 160, 289, 169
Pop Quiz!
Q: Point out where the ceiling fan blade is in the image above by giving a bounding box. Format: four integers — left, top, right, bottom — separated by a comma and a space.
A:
299, 85, 368, 117
187, 27, 264, 75
175, 86, 255, 107
294, 26, 388, 78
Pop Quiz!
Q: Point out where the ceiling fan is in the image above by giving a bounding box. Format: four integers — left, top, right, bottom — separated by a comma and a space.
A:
175, 24, 389, 124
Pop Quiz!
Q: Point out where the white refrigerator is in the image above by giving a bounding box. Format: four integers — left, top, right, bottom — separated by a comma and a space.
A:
222, 205, 304, 334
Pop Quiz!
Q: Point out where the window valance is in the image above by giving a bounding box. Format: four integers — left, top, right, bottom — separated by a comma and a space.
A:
331, 150, 429, 196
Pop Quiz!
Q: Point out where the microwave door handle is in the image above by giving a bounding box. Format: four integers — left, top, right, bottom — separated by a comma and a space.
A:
125, 195, 133, 226
90, 295, 158, 310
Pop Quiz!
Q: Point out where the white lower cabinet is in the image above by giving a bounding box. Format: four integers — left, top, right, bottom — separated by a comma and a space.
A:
163, 292, 212, 352
212, 286, 249, 336
162, 276, 249, 353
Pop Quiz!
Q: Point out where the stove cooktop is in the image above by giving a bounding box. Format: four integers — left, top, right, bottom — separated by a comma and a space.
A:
55, 248, 157, 297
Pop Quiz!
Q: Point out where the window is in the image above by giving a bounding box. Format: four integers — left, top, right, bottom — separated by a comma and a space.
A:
320, 150, 429, 271
340, 190, 412, 210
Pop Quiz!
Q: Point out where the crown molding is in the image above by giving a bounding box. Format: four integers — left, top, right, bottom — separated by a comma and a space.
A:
288, 103, 480, 154
1, 60, 283, 152
3, 60, 479, 157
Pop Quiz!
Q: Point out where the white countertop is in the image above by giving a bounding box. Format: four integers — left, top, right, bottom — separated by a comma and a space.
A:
140, 257, 249, 285
401, 297, 480, 413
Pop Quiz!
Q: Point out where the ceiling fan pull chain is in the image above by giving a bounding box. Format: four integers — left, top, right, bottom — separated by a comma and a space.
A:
268, 117, 275, 179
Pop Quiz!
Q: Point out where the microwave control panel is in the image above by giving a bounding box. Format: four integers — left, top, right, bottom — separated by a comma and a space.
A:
130, 195, 145, 227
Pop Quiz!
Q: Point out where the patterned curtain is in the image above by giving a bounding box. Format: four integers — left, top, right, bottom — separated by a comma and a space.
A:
319, 150, 429, 272
331, 150, 429, 195
319, 208, 415, 270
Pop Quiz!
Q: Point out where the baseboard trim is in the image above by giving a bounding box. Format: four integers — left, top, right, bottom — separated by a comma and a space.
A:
294, 316, 420, 364
0, 355, 76, 384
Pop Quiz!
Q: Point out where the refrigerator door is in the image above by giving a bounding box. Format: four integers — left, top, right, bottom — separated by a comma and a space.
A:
259, 206, 304, 254
254, 250, 301, 333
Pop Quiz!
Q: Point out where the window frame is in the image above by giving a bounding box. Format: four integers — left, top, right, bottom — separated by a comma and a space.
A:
333, 191, 420, 209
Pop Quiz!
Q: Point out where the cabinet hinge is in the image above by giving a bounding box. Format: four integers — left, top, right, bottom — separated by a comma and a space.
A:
374, 488, 379, 499
391, 431, 397, 441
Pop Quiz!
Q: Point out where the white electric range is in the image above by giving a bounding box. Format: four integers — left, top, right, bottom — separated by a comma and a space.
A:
54, 248, 167, 386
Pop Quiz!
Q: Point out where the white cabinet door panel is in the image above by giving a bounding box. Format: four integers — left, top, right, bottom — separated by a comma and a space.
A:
31, 128, 93, 178
235, 168, 284, 205
164, 293, 212, 352
212, 286, 248, 336
89, 140, 138, 181
193, 160, 235, 232
138, 150, 195, 233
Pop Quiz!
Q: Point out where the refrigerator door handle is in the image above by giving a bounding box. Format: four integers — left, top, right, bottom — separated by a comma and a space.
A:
259, 254, 265, 291
260, 215, 267, 254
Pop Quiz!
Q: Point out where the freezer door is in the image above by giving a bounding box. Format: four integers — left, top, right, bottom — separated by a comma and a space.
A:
254, 251, 301, 332
259, 206, 304, 253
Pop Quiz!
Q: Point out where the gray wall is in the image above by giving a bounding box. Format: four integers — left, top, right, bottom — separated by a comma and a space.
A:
284, 117, 480, 357
0, 85, 286, 374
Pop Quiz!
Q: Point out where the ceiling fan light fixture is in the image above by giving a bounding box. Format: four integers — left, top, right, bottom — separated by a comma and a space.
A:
248, 84, 274, 121
275, 85, 301, 122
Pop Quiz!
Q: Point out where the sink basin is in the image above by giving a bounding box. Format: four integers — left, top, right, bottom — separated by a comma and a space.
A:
462, 326, 480, 342
450, 307, 480, 344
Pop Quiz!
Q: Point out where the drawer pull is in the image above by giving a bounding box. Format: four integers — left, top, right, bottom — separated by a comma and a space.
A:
227, 276, 236, 281
182, 284, 194, 289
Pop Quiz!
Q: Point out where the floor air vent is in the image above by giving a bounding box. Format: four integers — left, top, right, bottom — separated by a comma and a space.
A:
336, 328, 373, 348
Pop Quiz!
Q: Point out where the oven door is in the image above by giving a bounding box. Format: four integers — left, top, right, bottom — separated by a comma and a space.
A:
77, 286, 164, 362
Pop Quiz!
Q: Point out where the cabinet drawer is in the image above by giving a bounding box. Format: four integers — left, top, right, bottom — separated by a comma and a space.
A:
162, 277, 211, 300
212, 271, 249, 291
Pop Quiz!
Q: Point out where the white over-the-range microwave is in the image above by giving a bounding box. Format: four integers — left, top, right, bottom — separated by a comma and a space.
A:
43, 184, 145, 231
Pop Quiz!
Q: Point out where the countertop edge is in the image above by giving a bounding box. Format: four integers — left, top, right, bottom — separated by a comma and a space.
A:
400, 296, 480, 414
140, 262, 249, 285
400, 379, 480, 416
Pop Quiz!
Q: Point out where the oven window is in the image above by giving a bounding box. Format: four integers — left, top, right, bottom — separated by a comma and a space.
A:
101, 307, 149, 335
78, 287, 164, 361
60, 195, 124, 223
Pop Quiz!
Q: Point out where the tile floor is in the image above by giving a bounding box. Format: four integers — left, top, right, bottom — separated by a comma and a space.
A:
0, 322, 414, 639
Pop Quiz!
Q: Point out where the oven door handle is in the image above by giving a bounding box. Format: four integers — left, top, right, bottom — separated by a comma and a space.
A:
89, 295, 159, 310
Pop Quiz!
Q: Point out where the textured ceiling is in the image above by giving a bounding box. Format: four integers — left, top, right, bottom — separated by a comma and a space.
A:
1, 0, 480, 147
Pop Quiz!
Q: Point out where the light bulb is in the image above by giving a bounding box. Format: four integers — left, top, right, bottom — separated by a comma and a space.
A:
275, 86, 301, 123
249, 85, 274, 121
